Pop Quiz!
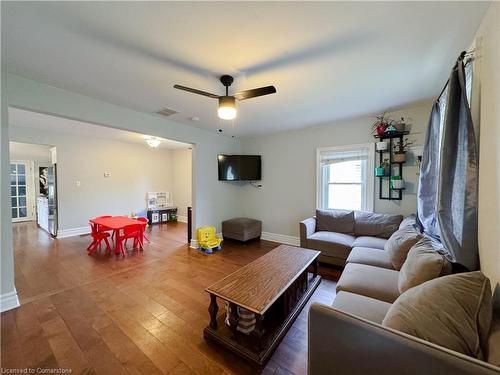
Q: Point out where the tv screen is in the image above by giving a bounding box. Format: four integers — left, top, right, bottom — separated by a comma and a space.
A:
218, 155, 261, 181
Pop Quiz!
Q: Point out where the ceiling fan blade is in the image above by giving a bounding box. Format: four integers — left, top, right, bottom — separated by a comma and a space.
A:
234, 86, 276, 100
173, 85, 219, 99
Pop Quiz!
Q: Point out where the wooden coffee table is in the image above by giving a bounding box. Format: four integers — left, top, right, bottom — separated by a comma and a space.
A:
204, 245, 321, 366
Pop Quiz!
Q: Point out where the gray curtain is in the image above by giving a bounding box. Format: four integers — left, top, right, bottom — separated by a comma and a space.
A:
417, 59, 479, 271
417, 102, 441, 240
437, 60, 479, 271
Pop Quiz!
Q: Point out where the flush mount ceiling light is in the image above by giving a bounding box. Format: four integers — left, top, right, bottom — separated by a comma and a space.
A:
145, 136, 162, 148
174, 75, 276, 121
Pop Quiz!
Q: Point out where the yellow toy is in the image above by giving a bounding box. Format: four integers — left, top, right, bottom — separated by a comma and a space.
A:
196, 226, 222, 253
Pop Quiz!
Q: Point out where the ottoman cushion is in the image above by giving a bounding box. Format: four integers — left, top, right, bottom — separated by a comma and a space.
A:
222, 218, 262, 242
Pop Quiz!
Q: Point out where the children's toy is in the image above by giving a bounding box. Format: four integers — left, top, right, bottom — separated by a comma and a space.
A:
197, 226, 222, 254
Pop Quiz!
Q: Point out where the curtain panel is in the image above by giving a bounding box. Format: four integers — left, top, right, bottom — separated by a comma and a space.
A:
417, 58, 479, 271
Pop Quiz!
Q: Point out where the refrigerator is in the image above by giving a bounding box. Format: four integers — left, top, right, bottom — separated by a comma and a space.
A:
47, 164, 58, 236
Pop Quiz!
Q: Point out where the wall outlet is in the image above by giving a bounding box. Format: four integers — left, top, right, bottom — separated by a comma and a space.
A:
76, 180, 81, 187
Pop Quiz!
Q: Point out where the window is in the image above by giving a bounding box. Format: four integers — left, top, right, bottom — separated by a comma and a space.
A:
317, 144, 374, 211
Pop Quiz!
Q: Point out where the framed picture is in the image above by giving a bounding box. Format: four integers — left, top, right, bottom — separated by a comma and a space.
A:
39, 166, 48, 196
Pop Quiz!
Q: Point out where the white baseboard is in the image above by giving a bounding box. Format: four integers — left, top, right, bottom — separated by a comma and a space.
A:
57, 226, 90, 238
1, 289, 20, 312
261, 231, 300, 246
190, 239, 199, 249
177, 215, 188, 223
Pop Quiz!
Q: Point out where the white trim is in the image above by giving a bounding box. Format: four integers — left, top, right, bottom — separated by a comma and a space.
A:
316, 143, 375, 212
261, 231, 300, 246
190, 239, 199, 249
177, 214, 188, 223
1, 289, 20, 312
57, 226, 90, 238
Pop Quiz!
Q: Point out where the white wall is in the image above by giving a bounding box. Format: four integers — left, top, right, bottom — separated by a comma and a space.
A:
9, 142, 51, 197
240, 100, 432, 238
171, 148, 192, 220
9, 126, 188, 231
473, 3, 500, 289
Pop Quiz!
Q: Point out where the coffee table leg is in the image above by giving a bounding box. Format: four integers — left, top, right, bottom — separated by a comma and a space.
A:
313, 259, 318, 278
208, 294, 219, 329
254, 314, 265, 351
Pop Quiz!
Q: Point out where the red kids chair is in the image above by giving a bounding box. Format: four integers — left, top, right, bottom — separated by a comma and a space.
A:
136, 217, 150, 243
87, 221, 112, 255
119, 224, 143, 256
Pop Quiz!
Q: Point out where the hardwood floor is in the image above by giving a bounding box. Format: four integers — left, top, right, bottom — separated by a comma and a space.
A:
2, 221, 340, 374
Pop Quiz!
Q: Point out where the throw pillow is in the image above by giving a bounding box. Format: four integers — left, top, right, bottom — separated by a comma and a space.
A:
398, 237, 451, 293
315, 209, 354, 234
353, 211, 403, 239
384, 226, 423, 270
383, 271, 492, 360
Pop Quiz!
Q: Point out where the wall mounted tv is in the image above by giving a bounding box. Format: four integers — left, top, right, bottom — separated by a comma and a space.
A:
217, 154, 261, 181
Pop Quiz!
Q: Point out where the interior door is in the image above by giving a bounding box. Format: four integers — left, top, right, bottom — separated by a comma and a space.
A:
10, 161, 35, 222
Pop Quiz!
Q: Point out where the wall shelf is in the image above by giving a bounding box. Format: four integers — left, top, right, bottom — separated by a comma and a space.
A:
375, 132, 407, 201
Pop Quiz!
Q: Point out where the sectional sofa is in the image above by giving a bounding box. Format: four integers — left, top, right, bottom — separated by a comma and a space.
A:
303, 210, 500, 374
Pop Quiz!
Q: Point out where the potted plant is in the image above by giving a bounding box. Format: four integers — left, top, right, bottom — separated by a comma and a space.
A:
371, 112, 392, 137
375, 159, 390, 176
393, 138, 414, 163
391, 175, 405, 189
394, 117, 405, 133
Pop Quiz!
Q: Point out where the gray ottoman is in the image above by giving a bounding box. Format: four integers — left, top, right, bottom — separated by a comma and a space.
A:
222, 218, 262, 242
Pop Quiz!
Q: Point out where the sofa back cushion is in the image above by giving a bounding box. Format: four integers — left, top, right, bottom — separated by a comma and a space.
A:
398, 237, 451, 293
383, 271, 492, 360
353, 211, 403, 239
315, 209, 354, 234
385, 227, 423, 270
399, 214, 417, 230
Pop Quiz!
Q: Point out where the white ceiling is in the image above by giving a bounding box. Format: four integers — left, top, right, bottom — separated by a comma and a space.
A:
1, 2, 489, 137
9, 107, 191, 149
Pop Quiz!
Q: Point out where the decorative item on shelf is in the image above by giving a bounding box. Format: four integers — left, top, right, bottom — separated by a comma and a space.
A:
384, 123, 398, 135
393, 137, 415, 163
375, 159, 391, 176
394, 117, 406, 133
371, 112, 393, 136
390, 175, 405, 189
376, 141, 389, 151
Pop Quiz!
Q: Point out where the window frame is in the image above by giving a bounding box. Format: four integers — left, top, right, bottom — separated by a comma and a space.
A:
316, 143, 375, 212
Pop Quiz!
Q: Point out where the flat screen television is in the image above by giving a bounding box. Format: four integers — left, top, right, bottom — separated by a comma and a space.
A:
218, 155, 261, 181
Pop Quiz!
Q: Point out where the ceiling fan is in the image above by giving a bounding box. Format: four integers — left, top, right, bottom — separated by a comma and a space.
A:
174, 75, 276, 120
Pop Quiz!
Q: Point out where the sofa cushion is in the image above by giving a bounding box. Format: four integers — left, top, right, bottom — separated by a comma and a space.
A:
487, 318, 500, 366
383, 271, 492, 360
352, 236, 387, 250
307, 231, 355, 261
353, 211, 403, 239
384, 226, 423, 270
315, 209, 354, 234
336, 263, 400, 303
346, 247, 394, 270
332, 291, 392, 324
399, 214, 417, 230
398, 237, 452, 293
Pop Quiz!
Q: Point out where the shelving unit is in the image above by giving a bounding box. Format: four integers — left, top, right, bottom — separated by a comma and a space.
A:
374, 131, 409, 200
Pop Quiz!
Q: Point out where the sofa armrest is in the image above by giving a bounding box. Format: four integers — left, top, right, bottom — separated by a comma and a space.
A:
300, 217, 316, 247
308, 303, 500, 375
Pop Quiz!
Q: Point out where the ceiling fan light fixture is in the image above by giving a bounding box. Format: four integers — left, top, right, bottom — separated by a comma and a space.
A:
218, 96, 237, 120
145, 136, 162, 148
